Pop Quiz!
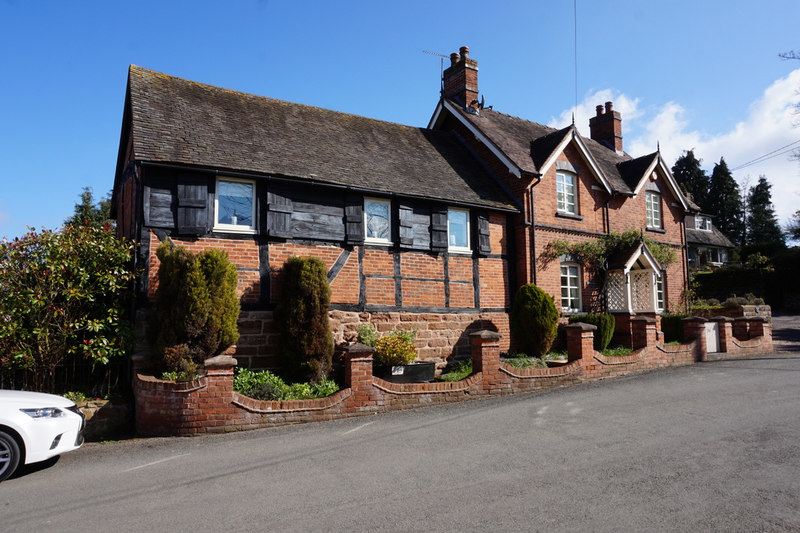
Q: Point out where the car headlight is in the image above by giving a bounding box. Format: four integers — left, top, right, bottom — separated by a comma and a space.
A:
20, 407, 65, 418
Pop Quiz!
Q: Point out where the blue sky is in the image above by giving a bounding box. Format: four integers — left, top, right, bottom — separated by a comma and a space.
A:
2, 0, 800, 240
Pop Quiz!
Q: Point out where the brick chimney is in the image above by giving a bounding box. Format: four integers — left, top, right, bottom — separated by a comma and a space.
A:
442, 46, 479, 109
589, 101, 623, 153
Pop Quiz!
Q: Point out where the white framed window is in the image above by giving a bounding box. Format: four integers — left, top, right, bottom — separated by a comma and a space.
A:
560, 262, 582, 313
696, 216, 712, 231
448, 208, 470, 253
364, 198, 391, 244
556, 172, 577, 215
655, 272, 665, 313
646, 192, 662, 229
214, 177, 256, 233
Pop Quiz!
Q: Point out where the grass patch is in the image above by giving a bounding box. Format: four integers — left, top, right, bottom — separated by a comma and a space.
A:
601, 346, 633, 357
544, 350, 568, 361
500, 353, 549, 369
437, 359, 472, 382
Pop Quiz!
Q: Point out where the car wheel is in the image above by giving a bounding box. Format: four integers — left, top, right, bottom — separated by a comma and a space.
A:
0, 430, 21, 482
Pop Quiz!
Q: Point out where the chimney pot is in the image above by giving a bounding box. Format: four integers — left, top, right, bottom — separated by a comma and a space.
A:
589, 101, 623, 152
443, 45, 479, 109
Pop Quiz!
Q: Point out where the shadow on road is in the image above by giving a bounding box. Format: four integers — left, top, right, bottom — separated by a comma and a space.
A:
10, 456, 60, 480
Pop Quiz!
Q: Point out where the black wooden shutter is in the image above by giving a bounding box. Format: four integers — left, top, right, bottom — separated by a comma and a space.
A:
345, 194, 364, 244
266, 189, 293, 238
431, 205, 448, 252
143, 183, 175, 229
477, 211, 491, 255
176, 174, 210, 235
398, 204, 414, 247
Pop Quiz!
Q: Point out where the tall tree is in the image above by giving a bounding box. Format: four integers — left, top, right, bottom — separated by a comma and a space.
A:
707, 157, 745, 245
746, 175, 785, 247
671, 150, 710, 211
64, 187, 112, 228
786, 210, 800, 242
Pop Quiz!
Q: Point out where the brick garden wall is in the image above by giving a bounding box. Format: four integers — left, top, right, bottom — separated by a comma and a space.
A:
133, 316, 773, 436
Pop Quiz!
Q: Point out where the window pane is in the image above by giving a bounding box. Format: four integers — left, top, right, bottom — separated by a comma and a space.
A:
365, 200, 390, 240
449, 209, 468, 248
218, 181, 253, 226
557, 173, 576, 214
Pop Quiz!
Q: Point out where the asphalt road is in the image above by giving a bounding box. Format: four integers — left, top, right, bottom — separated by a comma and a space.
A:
2, 353, 799, 532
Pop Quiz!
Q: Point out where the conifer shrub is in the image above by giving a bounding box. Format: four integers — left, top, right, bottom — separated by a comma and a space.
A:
568, 313, 615, 351
149, 241, 240, 380
509, 284, 559, 358
274, 256, 334, 382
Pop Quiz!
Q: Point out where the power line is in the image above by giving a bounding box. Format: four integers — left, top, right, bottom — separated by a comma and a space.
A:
730, 139, 800, 171
573, 0, 579, 120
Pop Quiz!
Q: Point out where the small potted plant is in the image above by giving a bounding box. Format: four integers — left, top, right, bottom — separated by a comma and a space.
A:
358, 324, 435, 383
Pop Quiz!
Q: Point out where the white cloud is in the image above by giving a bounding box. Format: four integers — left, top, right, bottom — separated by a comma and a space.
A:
548, 89, 642, 134
558, 69, 800, 228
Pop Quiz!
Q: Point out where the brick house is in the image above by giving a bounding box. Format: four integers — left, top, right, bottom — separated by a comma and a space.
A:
428, 46, 697, 335
112, 46, 697, 371
112, 65, 518, 370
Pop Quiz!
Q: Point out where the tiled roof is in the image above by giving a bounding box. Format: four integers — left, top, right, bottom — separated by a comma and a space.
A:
447, 102, 700, 203
617, 152, 658, 191
686, 226, 735, 248
123, 66, 517, 211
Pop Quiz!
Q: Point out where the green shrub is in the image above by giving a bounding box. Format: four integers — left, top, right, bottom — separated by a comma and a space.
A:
661, 314, 688, 343
509, 284, 559, 358
373, 328, 417, 366
233, 368, 339, 401
0, 224, 135, 392
356, 323, 378, 347
438, 359, 472, 382
149, 241, 240, 378
568, 313, 615, 351
275, 256, 334, 382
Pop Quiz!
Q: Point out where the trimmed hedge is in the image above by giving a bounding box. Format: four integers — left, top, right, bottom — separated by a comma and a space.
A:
150, 242, 239, 379
661, 314, 689, 343
275, 256, 334, 383
510, 284, 559, 358
568, 313, 615, 351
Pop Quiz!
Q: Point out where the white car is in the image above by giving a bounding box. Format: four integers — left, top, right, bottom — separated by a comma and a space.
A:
0, 390, 85, 481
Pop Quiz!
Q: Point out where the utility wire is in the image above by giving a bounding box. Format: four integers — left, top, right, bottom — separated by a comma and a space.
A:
573, 0, 580, 123
730, 139, 800, 171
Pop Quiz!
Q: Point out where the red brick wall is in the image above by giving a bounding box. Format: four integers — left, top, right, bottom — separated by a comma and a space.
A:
534, 146, 609, 234
143, 212, 512, 369
132, 318, 773, 436
146, 233, 261, 303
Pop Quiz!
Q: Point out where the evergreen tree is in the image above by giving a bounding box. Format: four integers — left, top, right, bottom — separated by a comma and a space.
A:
707, 158, 745, 245
746, 176, 785, 247
65, 187, 112, 228
786, 210, 800, 242
671, 150, 710, 211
